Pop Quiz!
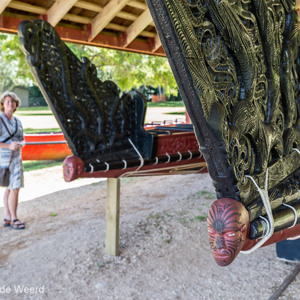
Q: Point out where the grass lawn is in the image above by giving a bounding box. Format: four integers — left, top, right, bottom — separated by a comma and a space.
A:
23, 160, 64, 172
23, 128, 62, 134
17, 113, 54, 116
147, 101, 184, 107
17, 106, 51, 112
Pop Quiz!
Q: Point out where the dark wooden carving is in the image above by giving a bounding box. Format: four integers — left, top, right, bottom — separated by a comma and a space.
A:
146, 0, 300, 253
18, 19, 206, 180
18, 19, 154, 165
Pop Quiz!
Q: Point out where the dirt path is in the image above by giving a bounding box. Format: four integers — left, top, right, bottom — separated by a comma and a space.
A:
0, 169, 299, 299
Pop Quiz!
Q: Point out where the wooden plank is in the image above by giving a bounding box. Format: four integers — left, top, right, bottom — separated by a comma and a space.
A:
8, 1, 47, 14
128, 0, 148, 10
105, 178, 121, 256
90, 0, 130, 41
0, 0, 12, 15
47, 0, 78, 26
152, 34, 162, 52
63, 13, 91, 25
124, 9, 153, 47
75, 1, 137, 21
75, 0, 102, 12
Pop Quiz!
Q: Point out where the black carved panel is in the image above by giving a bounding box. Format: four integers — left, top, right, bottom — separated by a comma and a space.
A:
146, 0, 300, 208
18, 20, 153, 164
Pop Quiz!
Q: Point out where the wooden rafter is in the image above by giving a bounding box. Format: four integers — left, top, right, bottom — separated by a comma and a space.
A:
152, 34, 162, 52
89, 0, 130, 41
8, 1, 46, 14
63, 13, 156, 38
123, 9, 153, 47
127, 0, 147, 10
47, 0, 78, 26
74, 1, 139, 22
0, 0, 12, 15
0, 0, 166, 55
74, 0, 102, 12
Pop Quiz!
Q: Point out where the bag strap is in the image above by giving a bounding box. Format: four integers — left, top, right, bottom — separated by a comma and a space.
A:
0, 116, 18, 143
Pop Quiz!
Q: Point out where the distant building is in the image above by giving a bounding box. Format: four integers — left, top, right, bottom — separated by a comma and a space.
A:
12, 86, 29, 107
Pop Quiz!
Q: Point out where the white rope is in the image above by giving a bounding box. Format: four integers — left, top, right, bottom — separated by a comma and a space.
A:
122, 159, 127, 170
282, 202, 298, 228
165, 153, 171, 164
188, 150, 193, 160
241, 169, 274, 254
293, 148, 300, 155
177, 151, 182, 162
89, 163, 94, 173
104, 162, 109, 172
259, 215, 270, 237
128, 138, 144, 172
154, 157, 159, 165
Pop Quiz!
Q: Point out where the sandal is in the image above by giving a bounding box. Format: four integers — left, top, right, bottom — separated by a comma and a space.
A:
10, 219, 25, 230
3, 218, 11, 227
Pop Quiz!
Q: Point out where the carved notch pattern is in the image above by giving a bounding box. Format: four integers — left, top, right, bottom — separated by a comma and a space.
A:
18, 20, 153, 163
146, 0, 300, 206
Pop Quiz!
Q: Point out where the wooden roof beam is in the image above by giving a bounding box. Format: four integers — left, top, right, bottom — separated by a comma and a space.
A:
74, 1, 137, 21
106, 22, 156, 38
152, 34, 162, 52
0, 0, 12, 15
47, 0, 78, 27
74, 1, 102, 12
89, 0, 130, 41
127, 0, 148, 10
8, 1, 47, 15
123, 8, 153, 47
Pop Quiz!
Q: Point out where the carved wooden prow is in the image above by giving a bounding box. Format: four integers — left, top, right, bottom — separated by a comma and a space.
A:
146, 0, 300, 265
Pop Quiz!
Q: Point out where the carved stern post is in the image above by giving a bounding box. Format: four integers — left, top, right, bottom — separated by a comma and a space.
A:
146, 0, 300, 265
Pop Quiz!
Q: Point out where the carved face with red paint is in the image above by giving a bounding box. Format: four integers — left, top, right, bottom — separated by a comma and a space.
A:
207, 198, 249, 266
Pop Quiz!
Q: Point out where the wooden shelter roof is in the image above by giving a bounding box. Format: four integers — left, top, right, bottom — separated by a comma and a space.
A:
0, 0, 164, 56
0, 1, 300, 56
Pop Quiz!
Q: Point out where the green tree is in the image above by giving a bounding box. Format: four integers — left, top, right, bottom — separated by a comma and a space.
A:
67, 44, 178, 96
0, 33, 34, 92
0, 33, 178, 97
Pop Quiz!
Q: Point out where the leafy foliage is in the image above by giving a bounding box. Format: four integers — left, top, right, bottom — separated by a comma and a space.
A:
67, 43, 178, 96
0, 33, 34, 92
0, 33, 178, 97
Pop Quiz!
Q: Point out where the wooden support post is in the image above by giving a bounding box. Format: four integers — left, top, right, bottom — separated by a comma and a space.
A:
105, 178, 120, 256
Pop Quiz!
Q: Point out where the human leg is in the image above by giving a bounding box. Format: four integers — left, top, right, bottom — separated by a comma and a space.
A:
3, 188, 10, 219
8, 188, 24, 229
8, 188, 19, 220
7, 153, 25, 229
3, 188, 11, 226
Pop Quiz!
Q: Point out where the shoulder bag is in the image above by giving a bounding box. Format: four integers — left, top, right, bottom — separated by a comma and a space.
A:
0, 116, 16, 187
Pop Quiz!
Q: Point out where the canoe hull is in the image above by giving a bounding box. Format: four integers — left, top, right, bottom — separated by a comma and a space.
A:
22, 133, 72, 160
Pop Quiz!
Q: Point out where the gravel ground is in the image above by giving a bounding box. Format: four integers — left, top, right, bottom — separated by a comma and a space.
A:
0, 171, 299, 300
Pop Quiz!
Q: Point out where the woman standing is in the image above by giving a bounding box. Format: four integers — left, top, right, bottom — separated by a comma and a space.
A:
0, 91, 25, 230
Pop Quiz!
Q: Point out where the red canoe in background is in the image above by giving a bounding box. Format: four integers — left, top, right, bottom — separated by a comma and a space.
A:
22, 133, 72, 161
21, 122, 191, 161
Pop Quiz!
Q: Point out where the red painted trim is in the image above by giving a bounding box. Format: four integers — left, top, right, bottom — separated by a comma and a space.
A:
155, 132, 199, 156
63, 155, 207, 181
243, 224, 300, 250
0, 15, 166, 56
